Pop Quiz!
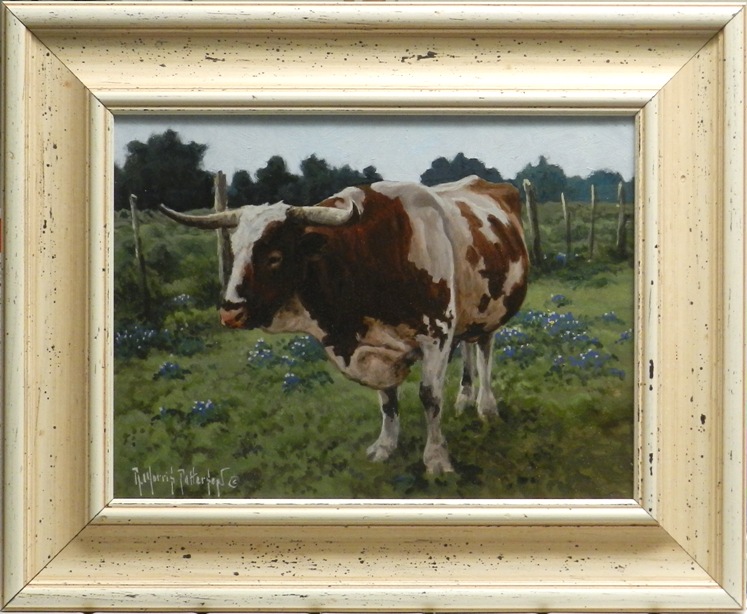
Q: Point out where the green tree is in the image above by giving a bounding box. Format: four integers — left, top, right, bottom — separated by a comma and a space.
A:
288, 155, 384, 205
565, 174, 588, 201
251, 154, 383, 206
325, 162, 382, 200
420, 152, 503, 186
565, 169, 632, 203
296, 154, 334, 204
254, 155, 299, 204
227, 169, 256, 207
362, 165, 383, 183
514, 155, 567, 202
585, 169, 625, 202
115, 129, 213, 211
113, 163, 130, 209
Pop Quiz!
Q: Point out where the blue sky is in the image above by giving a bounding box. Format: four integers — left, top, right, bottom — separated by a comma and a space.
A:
115, 115, 635, 183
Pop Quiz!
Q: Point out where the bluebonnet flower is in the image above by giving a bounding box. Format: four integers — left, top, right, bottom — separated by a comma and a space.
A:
601, 311, 622, 323
114, 324, 173, 359
560, 331, 601, 348
153, 400, 224, 426
283, 335, 326, 362
503, 308, 629, 383
189, 399, 224, 426
282, 372, 303, 393
580, 348, 608, 369
494, 327, 530, 347
550, 293, 571, 307
495, 344, 536, 365
191, 399, 214, 417
247, 338, 279, 368
542, 311, 586, 336
153, 361, 190, 380
616, 329, 633, 343
248, 335, 326, 369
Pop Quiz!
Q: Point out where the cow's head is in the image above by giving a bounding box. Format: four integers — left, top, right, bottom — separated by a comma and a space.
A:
159, 188, 363, 330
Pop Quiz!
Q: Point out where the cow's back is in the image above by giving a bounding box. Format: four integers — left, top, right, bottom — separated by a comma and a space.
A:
433, 175, 529, 341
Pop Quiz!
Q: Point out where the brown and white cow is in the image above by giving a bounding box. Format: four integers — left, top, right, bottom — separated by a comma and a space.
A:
159, 175, 528, 474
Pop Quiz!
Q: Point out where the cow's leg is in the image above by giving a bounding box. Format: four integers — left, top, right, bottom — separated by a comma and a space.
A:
455, 341, 477, 414
420, 342, 454, 474
366, 387, 400, 462
475, 333, 499, 419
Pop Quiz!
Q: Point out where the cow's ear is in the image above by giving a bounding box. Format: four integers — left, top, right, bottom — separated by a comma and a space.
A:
298, 230, 328, 261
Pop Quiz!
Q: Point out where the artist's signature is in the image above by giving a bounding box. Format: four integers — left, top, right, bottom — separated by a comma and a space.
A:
131, 466, 240, 497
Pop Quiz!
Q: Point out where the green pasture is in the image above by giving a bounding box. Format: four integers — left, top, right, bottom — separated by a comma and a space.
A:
113, 199, 635, 499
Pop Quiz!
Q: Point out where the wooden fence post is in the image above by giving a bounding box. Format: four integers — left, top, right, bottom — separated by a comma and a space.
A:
615, 181, 628, 258
561, 191, 571, 262
522, 179, 544, 267
128, 194, 151, 318
213, 171, 233, 294
587, 184, 597, 260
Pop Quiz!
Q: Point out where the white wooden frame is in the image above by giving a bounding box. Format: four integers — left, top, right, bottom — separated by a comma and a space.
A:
1, 1, 745, 611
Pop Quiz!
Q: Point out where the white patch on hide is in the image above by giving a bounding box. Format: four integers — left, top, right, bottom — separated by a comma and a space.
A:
370, 181, 453, 284
230, 203, 290, 259
435, 177, 511, 227
503, 258, 525, 294
223, 203, 290, 304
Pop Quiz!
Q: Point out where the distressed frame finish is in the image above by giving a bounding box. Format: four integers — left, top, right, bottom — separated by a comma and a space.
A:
1, 1, 745, 612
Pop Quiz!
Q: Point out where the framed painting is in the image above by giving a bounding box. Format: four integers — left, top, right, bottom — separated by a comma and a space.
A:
1, 1, 745, 612
111, 114, 636, 500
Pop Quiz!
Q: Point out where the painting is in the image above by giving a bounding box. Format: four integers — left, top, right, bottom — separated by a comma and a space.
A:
113, 114, 635, 500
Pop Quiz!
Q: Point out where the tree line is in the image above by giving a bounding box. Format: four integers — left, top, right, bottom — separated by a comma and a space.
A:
114, 129, 634, 212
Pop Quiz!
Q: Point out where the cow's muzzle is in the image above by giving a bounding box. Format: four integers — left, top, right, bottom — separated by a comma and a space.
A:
219, 304, 248, 329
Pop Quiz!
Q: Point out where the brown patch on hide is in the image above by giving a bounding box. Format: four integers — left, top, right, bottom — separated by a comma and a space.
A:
297, 186, 452, 364
455, 183, 528, 327
470, 177, 523, 218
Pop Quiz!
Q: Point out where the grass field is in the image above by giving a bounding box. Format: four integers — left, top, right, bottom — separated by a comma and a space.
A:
113, 199, 635, 499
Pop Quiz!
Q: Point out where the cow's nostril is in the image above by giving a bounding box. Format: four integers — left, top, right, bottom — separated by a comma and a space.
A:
219, 306, 246, 328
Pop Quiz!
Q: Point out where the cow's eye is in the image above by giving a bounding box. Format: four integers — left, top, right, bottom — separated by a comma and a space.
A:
266, 251, 283, 269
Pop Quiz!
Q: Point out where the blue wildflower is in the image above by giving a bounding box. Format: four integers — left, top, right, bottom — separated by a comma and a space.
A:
153, 361, 191, 380
247, 338, 279, 368
494, 327, 530, 347
283, 335, 326, 362
616, 329, 633, 343
601, 311, 622, 323
189, 399, 223, 426
282, 372, 303, 393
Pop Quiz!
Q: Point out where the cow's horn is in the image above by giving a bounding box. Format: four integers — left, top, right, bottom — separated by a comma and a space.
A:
158, 203, 240, 229
287, 205, 354, 226
287, 187, 365, 226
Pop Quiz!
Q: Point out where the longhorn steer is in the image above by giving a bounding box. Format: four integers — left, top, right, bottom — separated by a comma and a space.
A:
159, 175, 528, 474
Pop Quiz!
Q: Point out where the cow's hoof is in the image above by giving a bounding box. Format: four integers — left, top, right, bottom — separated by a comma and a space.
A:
367, 441, 395, 462
477, 396, 500, 420
423, 445, 454, 474
426, 460, 455, 475
454, 388, 476, 415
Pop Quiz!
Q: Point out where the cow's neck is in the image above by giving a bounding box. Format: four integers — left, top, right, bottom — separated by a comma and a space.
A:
263, 294, 326, 340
